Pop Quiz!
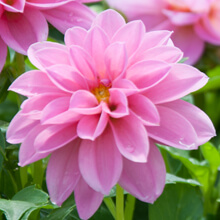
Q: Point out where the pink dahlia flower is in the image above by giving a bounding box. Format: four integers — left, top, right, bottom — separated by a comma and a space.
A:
106, 0, 220, 64
7, 9, 215, 219
0, 0, 99, 72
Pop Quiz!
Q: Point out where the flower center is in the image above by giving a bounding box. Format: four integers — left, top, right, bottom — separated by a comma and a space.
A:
92, 84, 110, 103
5, 0, 14, 5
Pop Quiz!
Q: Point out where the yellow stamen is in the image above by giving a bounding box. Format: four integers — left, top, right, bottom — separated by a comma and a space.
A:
92, 84, 110, 103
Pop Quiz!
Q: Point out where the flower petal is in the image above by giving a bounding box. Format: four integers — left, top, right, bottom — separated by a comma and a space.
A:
34, 124, 78, 153
145, 63, 208, 104
79, 126, 123, 194
137, 45, 183, 63
74, 177, 104, 220
28, 41, 70, 71
26, 0, 72, 9
69, 45, 96, 81
128, 94, 160, 126
119, 140, 166, 203
0, 8, 48, 54
6, 112, 38, 144
41, 96, 80, 125
92, 9, 126, 39
46, 64, 88, 93
171, 25, 205, 64
77, 111, 109, 140
42, 1, 95, 34
1, 0, 25, 13
147, 105, 198, 150
103, 89, 129, 118
84, 26, 110, 77
20, 93, 63, 119
127, 60, 171, 90
69, 90, 101, 115
110, 113, 149, 162
161, 99, 216, 145
65, 26, 87, 48
46, 139, 81, 206
0, 37, 7, 72
105, 42, 127, 81
18, 124, 51, 166
112, 20, 146, 56
8, 70, 64, 97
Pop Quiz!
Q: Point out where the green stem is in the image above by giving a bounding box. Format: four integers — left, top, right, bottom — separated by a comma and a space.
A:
104, 197, 116, 219
124, 194, 136, 220
116, 184, 124, 220
31, 160, 44, 187
20, 166, 28, 188
14, 53, 25, 77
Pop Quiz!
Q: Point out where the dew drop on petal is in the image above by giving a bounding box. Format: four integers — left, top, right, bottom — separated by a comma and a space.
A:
126, 145, 134, 153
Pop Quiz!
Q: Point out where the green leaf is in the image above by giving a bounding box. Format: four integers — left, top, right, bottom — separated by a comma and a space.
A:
166, 173, 201, 186
194, 66, 220, 93
0, 121, 9, 133
149, 184, 203, 220
201, 142, 220, 172
0, 200, 37, 220
12, 185, 48, 204
0, 186, 54, 220
158, 144, 210, 193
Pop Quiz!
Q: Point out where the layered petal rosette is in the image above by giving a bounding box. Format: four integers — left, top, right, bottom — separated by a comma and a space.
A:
106, 0, 220, 64
0, 0, 99, 72
7, 10, 215, 219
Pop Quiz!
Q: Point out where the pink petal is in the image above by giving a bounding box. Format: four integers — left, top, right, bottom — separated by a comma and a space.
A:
74, 177, 104, 220
136, 45, 183, 64
161, 100, 216, 145
43, 1, 96, 33
69, 45, 96, 81
69, 90, 102, 115
41, 96, 80, 124
0, 37, 7, 73
18, 124, 51, 166
112, 78, 138, 96
20, 93, 63, 119
6, 112, 38, 144
103, 89, 129, 118
126, 60, 171, 90
0, 8, 48, 54
171, 26, 205, 65
34, 124, 78, 153
195, 14, 220, 45
46, 139, 81, 206
46, 64, 88, 93
110, 113, 149, 162
105, 42, 127, 81
147, 105, 198, 150
8, 70, 64, 97
106, 0, 165, 20
65, 26, 87, 48
26, 0, 72, 9
28, 41, 70, 71
119, 140, 166, 203
162, 10, 201, 26
145, 63, 208, 104
1, 0, 25, 12
128, 94, 160, 126
92, 9, 126, 39
77, 111, 109, 140
112, 20, 146, 57
84, 26, 110, 77
79, 126, 122, 194
129, 31, 173, 66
